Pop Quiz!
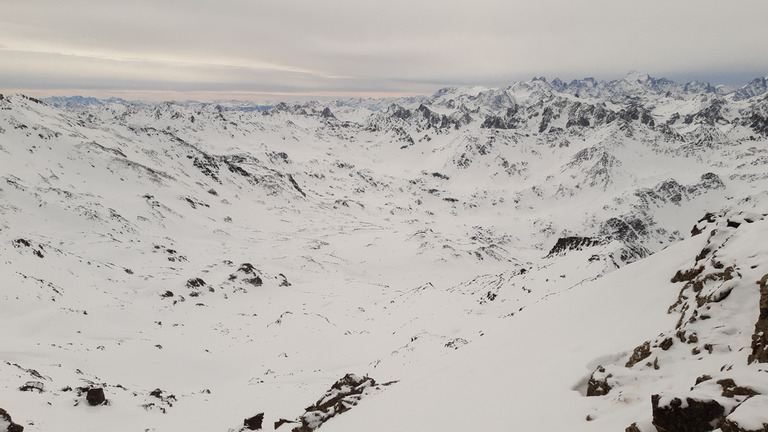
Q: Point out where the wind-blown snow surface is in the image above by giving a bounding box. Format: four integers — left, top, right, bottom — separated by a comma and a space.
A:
1, 73, 768, 431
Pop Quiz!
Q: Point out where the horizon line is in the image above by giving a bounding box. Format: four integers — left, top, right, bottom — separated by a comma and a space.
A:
3, 72, 766, 104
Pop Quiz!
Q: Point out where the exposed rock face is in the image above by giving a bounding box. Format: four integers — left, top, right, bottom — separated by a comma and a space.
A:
733, 77, 768, 101
288, 174, 306, 197
231, 263, 264, 287
481, 106, 521, 129
579, 212, 768, 429
320, 107, 336, 120
586, 365, 612, 396
600, 217, 643, 243
747, 111, 768, 136
546, 236, 602, 257
243, 413, 264, 430
691, 213, 717, 236
651, 394, 724, 432
186, 278, 206, 288
748, 273, 768, 364
625, 341, 652, 368
416, 104, 458, 130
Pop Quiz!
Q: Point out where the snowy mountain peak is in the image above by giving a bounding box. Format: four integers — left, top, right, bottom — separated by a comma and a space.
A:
624, 70, 652, 83
733, 76, 768, 101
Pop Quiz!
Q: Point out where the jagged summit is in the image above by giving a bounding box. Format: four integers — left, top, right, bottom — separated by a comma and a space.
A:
733, 76, 768, 101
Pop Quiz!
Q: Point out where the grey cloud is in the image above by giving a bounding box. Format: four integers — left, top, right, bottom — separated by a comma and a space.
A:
2, 0, 767, 100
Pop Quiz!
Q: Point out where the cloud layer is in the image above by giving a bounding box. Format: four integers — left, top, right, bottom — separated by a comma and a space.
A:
2, 0, 767, 100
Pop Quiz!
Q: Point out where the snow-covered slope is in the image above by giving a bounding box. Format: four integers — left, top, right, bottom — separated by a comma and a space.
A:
328, 212, 768, 432
1, 72, 768, 431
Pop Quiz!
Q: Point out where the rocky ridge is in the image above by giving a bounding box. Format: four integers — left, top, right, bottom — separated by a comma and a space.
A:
585, 212, 768, 431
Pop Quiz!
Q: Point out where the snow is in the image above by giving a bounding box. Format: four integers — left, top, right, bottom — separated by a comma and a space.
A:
727, 396, 768, 430
1, 75, 768, 431
328, 235, 701, 431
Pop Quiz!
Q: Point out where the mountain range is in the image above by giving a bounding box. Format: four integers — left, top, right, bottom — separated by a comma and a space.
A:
2, 72, 768, 431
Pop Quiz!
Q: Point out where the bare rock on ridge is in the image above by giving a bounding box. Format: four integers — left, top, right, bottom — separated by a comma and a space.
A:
651, 394, 724, 432
244, 412, 264, 430
291, 374, 395, 432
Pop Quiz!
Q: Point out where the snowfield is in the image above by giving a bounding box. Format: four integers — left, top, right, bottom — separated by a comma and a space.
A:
1, 73, 768, 431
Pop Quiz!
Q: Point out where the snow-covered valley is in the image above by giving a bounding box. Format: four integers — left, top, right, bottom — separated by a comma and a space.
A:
2, 73, 768, 431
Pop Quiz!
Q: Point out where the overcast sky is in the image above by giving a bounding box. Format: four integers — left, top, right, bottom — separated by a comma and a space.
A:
2, 0, 767, 101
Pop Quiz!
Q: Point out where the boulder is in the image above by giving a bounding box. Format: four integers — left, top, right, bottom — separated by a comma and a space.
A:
86, 387, 106, 406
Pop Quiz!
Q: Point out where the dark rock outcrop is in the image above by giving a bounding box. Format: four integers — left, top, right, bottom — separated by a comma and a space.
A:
684, 99, 728, 126
231, 263, 264, 287
546, 236, 602, 257
586, 366, 612, 396
149, 388, 177, 408
191, 153, 221, 182
186, 278, 206, 288
651, 394, 724, 432
416, 104, 457, 130
86, 387, 106, 406
18, 381, 44, 393
625, 341, 652, 368
618, 104, 655, 127
320, 107, 336, 120
481, 106, 521, 130
244, 413, 264, 430
746, 112, 768, 136
748, 273, 768, 364
0, 408, 24, 432
288, 174, 307, 197
291, 374, 393, 432
716, 379, 759, 398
